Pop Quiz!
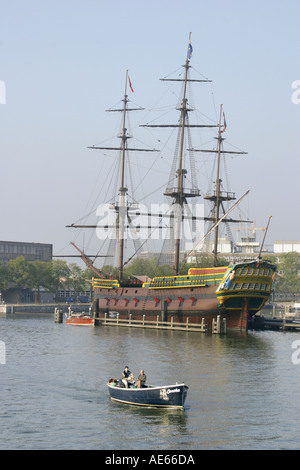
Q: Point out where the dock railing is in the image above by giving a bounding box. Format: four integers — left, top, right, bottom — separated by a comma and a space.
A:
100, 313, 227, 334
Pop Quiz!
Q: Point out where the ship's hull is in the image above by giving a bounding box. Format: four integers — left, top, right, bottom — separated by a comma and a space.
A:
94, 284, 256, 330
93, 261, 276, 331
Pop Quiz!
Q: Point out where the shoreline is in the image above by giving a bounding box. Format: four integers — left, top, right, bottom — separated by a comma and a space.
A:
0, 303, 91, 315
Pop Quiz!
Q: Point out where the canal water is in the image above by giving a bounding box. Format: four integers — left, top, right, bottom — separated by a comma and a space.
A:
0, 314, 299, 450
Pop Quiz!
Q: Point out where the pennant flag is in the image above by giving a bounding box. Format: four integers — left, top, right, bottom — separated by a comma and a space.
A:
221, 111, 227, 133
188, 32, 193, 60
188, 41, 193, 60
128, 75, 134, 93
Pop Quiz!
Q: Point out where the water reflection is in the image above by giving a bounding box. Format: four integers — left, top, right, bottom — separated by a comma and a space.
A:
107, 399, 190, 449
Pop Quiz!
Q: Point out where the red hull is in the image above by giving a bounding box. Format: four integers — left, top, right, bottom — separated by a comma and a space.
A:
94, 284, 254, 331
65, 316, 95, 326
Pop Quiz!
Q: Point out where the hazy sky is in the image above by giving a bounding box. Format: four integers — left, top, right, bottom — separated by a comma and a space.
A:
0, 0, 299, 262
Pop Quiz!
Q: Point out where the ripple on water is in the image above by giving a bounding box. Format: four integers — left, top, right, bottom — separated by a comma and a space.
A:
0, 317, 299, 449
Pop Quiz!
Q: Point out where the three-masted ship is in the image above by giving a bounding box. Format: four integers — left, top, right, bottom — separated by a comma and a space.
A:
68, 35, 276, 331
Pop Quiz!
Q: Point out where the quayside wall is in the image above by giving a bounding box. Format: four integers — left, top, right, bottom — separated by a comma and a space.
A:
0, 303, 91, 315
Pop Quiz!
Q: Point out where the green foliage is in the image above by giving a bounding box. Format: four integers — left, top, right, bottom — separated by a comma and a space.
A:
1, 257, 91, 299
261, 252, 300, 293
7, 256, 31, 289
47, 259, 71, 292
123, 258, 174, 279
28, 260, 52, 291
2, 251, 300, 297
65, 263, 88, 292
0, 264, 8, 291
274, 252, 300, 293
180, 254, 228, 274
100, 265, 119, 279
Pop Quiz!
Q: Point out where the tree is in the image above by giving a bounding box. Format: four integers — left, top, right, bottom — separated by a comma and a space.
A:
65, 263, 88, 293
28, 260, 52, 303
180, 253, 228, 275
123, 258, 174, 279
7, 257, 31, 302
0, 264, 9, 294
124, 258, 157, 279
46, 260, 70, 298
98, 265, 119, 279
275, 252, 300, 293
261, 254, 279, 267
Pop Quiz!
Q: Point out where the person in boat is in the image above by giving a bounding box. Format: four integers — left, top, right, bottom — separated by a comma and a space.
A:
122, 366, 134, 388
137, 370, 146, 388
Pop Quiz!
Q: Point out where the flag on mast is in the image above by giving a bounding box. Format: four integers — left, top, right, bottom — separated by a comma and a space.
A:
221, 111, 227, 133
188, 32, 193, 60
128, 75, 134, 93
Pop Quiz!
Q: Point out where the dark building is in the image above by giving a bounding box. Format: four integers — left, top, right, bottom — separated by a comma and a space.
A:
0, 240, 53, 265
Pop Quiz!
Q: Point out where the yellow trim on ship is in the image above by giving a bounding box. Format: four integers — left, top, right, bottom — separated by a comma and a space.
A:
143, 275, 224, 289
215, 264, 274, 312
92, 278, 120, 289
216, 265, 274, 294
188, 266, 228, 272
217, 293, 269, 309
144, 282, 208, 289
216, 281, 272, 296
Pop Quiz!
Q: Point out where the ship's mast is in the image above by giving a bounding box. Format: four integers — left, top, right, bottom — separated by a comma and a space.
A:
212, 105, 224, 267
165, 34, 215, 274
142, 33, 216, 275
117, 71, 130, 282
194, 105, 249, 266
173, 38, 191, 274
91, 73, 130, 282
67, 70, 157, 282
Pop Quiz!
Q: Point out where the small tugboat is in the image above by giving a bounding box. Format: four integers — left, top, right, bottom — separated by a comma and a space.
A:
65, 307, 95, 326
107, 378, 188, 409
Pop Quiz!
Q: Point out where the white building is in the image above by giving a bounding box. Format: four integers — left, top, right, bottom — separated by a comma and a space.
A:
274, 241, 300, 254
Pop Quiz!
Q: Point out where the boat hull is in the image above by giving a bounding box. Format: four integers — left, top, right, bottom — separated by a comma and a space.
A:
108, 383, 188, 409
94, 285, 259, 330
65, 315, 95, 326
93, 261, 276, 331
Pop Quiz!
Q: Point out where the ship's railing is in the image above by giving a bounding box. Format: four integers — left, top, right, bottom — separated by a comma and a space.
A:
188, 266, 228, 276
92, 279, 120, 289
92, 277, 144, 290
163, 187, 201, 197
204, 190, 236, 201
144, 273, 225, 289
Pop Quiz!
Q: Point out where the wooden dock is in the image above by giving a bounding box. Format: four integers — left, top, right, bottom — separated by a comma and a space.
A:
249, 315, 300, 331
99, 312, 227, 334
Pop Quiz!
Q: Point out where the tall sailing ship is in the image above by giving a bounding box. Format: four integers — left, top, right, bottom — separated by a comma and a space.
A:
68, 35, 276, 331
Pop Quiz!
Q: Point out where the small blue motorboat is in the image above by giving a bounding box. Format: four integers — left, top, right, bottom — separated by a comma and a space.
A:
107, 379, 188, 409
